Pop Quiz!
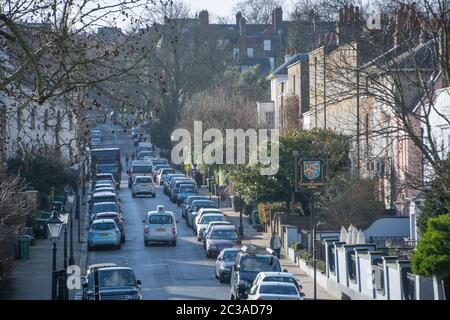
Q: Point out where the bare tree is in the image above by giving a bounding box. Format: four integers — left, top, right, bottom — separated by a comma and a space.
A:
233, 0, 286, 24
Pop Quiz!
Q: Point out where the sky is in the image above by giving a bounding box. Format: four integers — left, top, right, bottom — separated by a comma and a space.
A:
187, 0, 241, 21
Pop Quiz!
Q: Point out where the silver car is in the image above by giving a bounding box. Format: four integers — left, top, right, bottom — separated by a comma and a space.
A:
143, 205, 177, 246
88, 219, 121, 251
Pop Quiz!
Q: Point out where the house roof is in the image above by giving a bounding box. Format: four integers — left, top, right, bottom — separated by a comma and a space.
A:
267, 53, 308, 79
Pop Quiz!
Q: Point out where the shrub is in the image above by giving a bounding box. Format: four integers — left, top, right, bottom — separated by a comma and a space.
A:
316, 260, 327, 274
299, 249, 313, 264
291, 242, 304, 251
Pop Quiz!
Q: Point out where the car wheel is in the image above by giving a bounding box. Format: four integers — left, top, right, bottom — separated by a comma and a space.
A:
171, 241, 177, 247
215, 270, 219, 279
121, 236, 126, 244
230, 292, 235, 300
144, 241, 148, 247
117, 244, 122, 250
132, 193, 136, 198
87, 245, 93, 252
219, 274, 226, 283
206, 251, 210, 258
152, 193, 156, 198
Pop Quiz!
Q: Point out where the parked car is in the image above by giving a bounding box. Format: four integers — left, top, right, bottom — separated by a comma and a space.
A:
182, 195, 209, 218
89, 191, 119, 213
194, 208, 223, 228
82, 266, 142, 300
202, 221, 231, 249
88, 219, 122, 251
229, 245, 285, 300
195, 213, 226, 241
171, 181, 197, 204
156, 167, 175, 185
163, 174, 186, 195
94, 173, 119, 190
143, 205, 177, 246
168, 178, 192, 201
247, 282, 302, 300
215, 248, 240, 283
176, 184, 198, 206
93, 212, 126, 243
251, 272, 303, 296
90, 202, 120, 221
132, 176, 155, 198
186, 200, 217, 228
92, 186, 118, 198
152, 164, 171, 180
205, 225, 240, 258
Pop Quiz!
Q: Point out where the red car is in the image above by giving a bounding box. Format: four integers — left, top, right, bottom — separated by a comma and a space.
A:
205, 225, 241, 258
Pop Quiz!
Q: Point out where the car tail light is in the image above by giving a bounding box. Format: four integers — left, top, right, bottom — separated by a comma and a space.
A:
172, 227, 176, 234
256, 297, 263, 300
236, 240, 242, 246
144, 226, 149, 234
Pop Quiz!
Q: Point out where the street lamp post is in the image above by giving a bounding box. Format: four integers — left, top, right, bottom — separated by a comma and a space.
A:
47, 211, 63, 300
67, 190, 75, 265
237, 192, 244, 238
59, 210, 69, 300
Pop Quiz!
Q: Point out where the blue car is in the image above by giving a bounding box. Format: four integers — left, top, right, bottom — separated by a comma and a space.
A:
177, 184, 198, 206
88, 219, 121, 251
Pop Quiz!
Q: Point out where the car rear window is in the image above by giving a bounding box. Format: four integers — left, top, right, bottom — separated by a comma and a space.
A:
263, 277, 297, 285
180, 185, 196, 193
210, 229, 238, 240
132, 165, 152, 174
136, 177, 153, 184
92, 223, 116, 230
201, 215, 225, 224
88, 269, 136, 289
93, 203, 118, 214
94, 196, 116, 203
259, 284, 298, 295
240, 256, 282, 272
223, 251, 239, 261
148, 215, 173, 224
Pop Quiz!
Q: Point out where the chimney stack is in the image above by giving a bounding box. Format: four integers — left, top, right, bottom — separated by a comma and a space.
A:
239, 17, 247, 58
272, 7, 283, 32
236, 11, 242, 27
394, 3, 421, 47
199, 10, 209, 27
337, 5, 362, 45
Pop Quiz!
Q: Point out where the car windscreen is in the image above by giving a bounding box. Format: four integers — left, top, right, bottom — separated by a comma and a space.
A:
259, 284, 298, 295
180, 185, 196, 193
192, 203, 216, 211
132, 165, 152, 174
210, 229, 238, 240
88, 269, 136, 289
148, 215, 173, 224
92, 222, 116, 230
161, 169, 175, 175
240, 256, 282, 272
93, 203, 118, 214
223, 251, 239, 262
97, 165, 117, 172
136, 177, 153, 184
263, 277, 297, 285
200, 215, 225, 225
94, 196, 116, 203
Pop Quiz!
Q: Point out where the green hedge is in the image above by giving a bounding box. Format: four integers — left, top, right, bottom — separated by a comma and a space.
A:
298, 249, 326, 274
291, 241, 304, 251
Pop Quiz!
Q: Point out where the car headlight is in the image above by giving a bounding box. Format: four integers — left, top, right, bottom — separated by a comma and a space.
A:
126, 293, 140, 300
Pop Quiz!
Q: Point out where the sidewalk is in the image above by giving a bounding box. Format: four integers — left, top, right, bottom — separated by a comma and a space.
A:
198, 187, 337, 300
0, 196, 88, 300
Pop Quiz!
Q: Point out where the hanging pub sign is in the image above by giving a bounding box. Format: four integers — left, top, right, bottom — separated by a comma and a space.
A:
297, 159, 326, 191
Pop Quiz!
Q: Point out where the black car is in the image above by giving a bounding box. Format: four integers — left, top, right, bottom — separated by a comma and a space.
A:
229, 245, 285, 300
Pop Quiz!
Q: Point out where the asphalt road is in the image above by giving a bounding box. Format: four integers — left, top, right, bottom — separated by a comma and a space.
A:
86, 122, 229, 300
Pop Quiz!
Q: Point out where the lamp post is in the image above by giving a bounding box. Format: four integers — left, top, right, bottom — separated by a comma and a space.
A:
237, 192, 244, 238
67, 190, 75, 265
47, 211, 63, 300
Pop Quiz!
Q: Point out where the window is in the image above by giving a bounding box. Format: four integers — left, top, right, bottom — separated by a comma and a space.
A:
269, 57, 275, 69
247, 47, 254, 57
265, 111, 274, 128
264, 40, 271, 51
233, 47, 239, 58
241, 65, 249, 72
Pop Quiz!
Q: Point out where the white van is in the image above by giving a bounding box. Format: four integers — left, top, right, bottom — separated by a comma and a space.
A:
143, 205, 177, 246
